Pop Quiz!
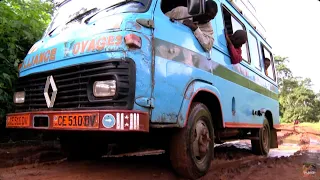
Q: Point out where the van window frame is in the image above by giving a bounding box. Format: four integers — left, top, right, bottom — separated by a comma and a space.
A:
221, 4, 251, 64
261, 43, 276, 81
248, 31, 261, 71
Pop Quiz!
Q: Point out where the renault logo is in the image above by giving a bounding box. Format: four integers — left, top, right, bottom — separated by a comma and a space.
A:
44, 75, 58, 108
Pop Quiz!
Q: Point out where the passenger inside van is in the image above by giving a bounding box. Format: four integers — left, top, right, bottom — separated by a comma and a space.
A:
165, 0, 218, 51
225, 30, 247, 64
264, 58, 271, 75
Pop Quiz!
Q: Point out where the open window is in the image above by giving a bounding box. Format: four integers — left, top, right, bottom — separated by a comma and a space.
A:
222, 6, 250, 63
161, 0, 186, 14
248, 31, 261, 70
261, 44, 276, 80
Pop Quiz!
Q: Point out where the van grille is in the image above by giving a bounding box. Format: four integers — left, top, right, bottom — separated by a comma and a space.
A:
14, 59, 136, 112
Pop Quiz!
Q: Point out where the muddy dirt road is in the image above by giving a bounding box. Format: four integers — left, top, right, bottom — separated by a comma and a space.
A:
0, 128, 320, 180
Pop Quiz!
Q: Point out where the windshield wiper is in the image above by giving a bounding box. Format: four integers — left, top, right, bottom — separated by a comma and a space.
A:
47, 8, 98, 37
48, 25, 59, 37
84, 0, 144, 24
66, 7, 98, 25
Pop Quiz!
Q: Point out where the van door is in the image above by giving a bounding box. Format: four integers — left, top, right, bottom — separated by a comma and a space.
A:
151, 0, 211, 123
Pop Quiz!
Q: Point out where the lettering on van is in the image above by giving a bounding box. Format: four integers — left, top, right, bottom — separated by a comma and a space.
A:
64, 35, 123, 57
23, 48, 57, 69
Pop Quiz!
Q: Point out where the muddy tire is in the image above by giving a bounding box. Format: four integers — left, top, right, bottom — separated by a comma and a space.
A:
251, 119, 271, 155
169, 102, 214, 180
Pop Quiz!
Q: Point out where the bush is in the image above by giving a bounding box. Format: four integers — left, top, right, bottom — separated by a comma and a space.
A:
0, 0, 53, 125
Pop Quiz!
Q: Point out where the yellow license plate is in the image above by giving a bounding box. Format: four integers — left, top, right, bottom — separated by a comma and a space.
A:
7, 115, 30, 127
53, 114, 99, 128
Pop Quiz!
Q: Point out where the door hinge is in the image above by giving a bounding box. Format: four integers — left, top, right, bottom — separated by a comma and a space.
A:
135, 97, 155, 108
136, 18, 154, 29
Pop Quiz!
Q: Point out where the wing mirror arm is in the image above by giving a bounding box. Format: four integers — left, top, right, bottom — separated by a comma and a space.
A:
170, 0, 206, 22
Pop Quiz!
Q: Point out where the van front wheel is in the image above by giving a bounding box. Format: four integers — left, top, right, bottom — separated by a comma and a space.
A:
169, 103, 214, 180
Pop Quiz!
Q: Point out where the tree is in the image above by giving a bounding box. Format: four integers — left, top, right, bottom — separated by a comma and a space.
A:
0, 0, 53, 124
274, 56, 320, 123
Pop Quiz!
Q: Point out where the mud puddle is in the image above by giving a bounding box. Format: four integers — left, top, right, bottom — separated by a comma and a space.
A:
1, 130, 320, 180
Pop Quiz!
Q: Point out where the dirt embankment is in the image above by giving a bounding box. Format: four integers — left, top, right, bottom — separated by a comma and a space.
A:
0, 126, 319, 180
0, 141, 63, 168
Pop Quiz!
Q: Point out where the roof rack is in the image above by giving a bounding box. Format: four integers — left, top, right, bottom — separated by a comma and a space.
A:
227, 0, 267, 40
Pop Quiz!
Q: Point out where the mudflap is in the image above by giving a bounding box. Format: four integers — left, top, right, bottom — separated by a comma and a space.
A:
270, 128, 278, 148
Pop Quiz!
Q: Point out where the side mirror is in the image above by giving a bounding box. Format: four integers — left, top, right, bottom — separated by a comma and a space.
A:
187, 0, 206, 16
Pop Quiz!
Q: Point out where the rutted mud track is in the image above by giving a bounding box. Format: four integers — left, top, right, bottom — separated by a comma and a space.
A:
0, 141, 63, 168
0, 128, 320, 180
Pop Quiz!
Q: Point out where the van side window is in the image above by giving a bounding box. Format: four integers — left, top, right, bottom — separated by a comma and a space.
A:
248, 32, 261, 70
261, 45, 275, 80
222, 6, 250, 63
161, 0, 186, 14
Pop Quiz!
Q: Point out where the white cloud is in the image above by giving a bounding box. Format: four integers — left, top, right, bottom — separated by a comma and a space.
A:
251, 0, 320, 92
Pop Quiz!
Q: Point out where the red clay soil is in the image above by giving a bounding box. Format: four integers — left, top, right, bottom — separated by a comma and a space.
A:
0, 141, 63, 168
0, 127, 319, 180
0, 149, 319, 180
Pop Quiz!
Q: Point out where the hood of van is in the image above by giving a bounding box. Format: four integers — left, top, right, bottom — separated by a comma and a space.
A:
20, 13, 151, 73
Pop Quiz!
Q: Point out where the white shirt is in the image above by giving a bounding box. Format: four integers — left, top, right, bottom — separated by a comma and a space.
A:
165, 6, 214, 51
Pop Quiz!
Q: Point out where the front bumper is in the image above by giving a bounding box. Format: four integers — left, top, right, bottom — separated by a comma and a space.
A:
6, 110, 149, 132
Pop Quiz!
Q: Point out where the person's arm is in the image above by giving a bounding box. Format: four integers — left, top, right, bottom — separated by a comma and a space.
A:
225, 33, 233, 46
165, 7, 183, 19
183, 21, 213, 51
227, 43, 242, 64
193, 28, 214, 52
225, 31, 242, 64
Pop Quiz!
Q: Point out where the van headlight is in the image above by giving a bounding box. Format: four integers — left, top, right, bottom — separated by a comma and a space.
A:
93, 80, 116, 97
14, 91, 25, 104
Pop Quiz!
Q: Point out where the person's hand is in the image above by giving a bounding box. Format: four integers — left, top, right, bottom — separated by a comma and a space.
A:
183, 19, 198, 31
225, 29, 232, 45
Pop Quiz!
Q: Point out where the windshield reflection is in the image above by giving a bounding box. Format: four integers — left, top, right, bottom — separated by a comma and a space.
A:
44, 0, 149, 36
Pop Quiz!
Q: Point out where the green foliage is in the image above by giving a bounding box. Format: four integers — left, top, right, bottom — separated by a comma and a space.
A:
0, 0, 53, 124
275, 56, 320, 123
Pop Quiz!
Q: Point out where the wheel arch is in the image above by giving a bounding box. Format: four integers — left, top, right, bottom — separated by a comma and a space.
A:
264, 109, 278, 148
178, 81, 224, 129
264, 110, 274, 129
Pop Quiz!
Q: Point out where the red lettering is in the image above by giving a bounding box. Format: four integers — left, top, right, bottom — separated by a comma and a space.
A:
39, 52, 45, 63
32, 55, 39, 65
96, 37, 107, 51
27, 59, 32, 68
44, 50, 50, 62
80, 40, 89, 54
72, 43, 80, 55
23, 60, 28, 69
115, 35, 122, 46
108, 36, 115, 45
50, 48, 57, 61
86, 39, 96, 52
35, 55, 39, 64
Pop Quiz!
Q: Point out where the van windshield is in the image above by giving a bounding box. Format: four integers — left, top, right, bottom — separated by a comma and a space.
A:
44, 0, 149, 36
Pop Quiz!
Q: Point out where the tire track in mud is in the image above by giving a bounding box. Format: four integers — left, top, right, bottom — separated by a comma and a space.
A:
0, 141, 64, 168
0, 130, 320, 180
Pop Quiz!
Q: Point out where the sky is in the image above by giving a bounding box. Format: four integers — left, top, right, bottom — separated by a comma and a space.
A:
250, 0, 320, 92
